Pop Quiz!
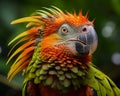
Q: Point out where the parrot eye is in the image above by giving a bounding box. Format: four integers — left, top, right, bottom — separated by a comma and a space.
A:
61, 27, 68, 34
58, 24, 74, 38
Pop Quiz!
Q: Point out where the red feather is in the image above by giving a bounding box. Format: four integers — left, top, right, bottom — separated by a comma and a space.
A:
27, 81, 92, 96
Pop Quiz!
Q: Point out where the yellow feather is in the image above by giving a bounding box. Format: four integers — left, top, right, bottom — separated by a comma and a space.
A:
26, 22, 41, 28
7, 40, 35, 64
9, 46, 34, 66
43, 7, 57, 14
11, 16, 43, 25
8, 54, 30, 77
8, 60, 29, 80
37, 10, 52, 17
8, 31, 29, 46
7, 37, 28, 57
7, 47, 34, 80
51, 6, 63, 13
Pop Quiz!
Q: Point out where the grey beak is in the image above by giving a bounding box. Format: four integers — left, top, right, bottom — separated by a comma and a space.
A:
75, 26, 98, 56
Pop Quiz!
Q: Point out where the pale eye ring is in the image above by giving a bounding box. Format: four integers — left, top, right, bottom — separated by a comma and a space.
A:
61, 27, 68, 34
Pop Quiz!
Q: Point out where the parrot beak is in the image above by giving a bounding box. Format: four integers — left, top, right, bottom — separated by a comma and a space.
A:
68, 25, 98, 56
75, 25, 98, 56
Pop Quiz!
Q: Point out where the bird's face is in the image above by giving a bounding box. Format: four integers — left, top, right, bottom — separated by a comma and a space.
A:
41, 23, 98, 57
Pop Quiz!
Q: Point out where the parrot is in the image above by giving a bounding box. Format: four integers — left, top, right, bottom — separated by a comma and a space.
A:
7, 6, 120, 96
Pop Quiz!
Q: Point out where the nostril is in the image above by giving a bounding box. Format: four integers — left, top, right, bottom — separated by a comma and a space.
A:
82, 27, 87, 32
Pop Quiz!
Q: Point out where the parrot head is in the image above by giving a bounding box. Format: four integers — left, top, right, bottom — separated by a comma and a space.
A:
7, 6, 98, 81
39, 8, 98, 56
41, 17, 97, 57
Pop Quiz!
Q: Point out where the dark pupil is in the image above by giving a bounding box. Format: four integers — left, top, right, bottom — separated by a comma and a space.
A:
62, 27, 68, 33
63, 28, 66, 32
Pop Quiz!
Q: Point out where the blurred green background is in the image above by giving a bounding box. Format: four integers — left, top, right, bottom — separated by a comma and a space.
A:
0, 0, 120, 95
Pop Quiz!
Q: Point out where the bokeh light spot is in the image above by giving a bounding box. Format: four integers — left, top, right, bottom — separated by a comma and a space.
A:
102, 21, 115, 38
111, 52, 120, 65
